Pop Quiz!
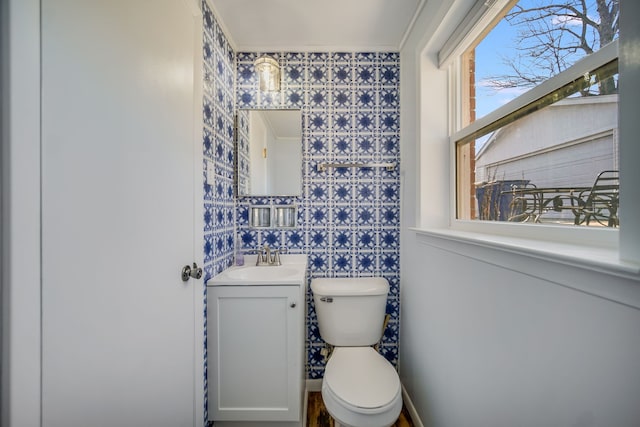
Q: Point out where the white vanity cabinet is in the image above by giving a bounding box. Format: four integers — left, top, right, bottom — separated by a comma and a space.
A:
207, 281, 305, 423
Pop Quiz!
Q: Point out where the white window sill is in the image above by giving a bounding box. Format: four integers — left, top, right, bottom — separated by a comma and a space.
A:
410, 227, 640, 308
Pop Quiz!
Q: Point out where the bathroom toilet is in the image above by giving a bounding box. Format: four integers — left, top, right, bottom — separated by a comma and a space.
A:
311, 277, 402, 427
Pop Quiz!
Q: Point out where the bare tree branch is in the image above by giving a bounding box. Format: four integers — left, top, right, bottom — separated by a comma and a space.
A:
482, 0, 619, 95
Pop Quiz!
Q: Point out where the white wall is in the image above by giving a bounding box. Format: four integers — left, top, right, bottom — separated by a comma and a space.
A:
401, 231, 640, 427
269, 137, 301, 195
399, 1, 640, 426
249, 112, 269, 194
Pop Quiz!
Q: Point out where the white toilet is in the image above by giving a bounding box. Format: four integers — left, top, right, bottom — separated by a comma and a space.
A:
311, 277, 402, 427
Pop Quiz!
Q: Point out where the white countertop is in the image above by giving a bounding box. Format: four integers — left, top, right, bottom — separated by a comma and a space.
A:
206, 254, 308, 286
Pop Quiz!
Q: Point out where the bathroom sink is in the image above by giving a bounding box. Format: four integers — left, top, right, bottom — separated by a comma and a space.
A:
225, 266, 299, 281
207, 254, 307, 286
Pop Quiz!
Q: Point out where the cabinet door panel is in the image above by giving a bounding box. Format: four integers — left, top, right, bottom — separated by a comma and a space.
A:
209, 285, 302, 422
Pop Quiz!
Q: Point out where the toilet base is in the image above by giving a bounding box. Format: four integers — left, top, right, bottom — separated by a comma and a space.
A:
321, 384, 402, 427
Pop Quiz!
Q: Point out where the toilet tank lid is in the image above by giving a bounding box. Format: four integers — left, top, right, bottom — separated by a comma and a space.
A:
311, 277, 389, 296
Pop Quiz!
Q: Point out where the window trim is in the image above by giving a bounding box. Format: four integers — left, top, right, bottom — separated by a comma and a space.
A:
438, 0, 517, 68
412, 227, 639, 285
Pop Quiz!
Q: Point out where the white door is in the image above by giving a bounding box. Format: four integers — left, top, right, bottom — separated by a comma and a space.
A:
41, 1, 202, 426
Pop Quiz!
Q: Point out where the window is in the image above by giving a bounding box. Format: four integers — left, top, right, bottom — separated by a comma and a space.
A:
450, 0, 620, 229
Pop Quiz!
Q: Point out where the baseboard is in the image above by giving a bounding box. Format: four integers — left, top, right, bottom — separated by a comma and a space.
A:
302, 386, 309, 427
306, 378, 323, 392
401, 384, 425, 427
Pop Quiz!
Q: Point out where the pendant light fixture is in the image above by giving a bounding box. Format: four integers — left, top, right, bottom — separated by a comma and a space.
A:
254, 54, 280, 92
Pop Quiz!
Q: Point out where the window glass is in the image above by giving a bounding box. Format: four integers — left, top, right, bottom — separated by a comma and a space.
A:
456, 0, 620, 227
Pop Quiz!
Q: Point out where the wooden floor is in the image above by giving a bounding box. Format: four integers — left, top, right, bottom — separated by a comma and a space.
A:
307, 392, 414, 427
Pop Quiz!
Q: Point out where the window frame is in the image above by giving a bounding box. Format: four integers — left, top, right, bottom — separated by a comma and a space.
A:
445, 2, 621, 249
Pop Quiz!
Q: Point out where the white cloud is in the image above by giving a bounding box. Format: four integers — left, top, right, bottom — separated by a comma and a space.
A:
551, 13, 600, 27
551, 15, 583, 26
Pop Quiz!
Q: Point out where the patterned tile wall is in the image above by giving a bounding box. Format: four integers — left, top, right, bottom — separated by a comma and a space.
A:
235, 52, 401, 379
202, 1, 235, 422
235, 109, 251, 195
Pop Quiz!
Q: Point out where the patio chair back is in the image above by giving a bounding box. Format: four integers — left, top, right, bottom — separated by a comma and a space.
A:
576, 170, 619, 227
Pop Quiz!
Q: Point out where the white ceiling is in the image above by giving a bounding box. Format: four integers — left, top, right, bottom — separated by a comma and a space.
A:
210, 0, 425, 52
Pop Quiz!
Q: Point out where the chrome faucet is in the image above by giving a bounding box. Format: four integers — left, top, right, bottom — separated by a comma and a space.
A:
255, 244, 282, 266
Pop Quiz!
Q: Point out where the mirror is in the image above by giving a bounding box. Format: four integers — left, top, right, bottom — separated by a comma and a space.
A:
236, 109, 302, 197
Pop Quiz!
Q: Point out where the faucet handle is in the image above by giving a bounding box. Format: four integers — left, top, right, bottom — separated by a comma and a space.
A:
272, 250, 282, 266
252, 245, 263, 266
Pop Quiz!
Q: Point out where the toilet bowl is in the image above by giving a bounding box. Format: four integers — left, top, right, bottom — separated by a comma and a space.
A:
322, 347, 402, 427
310, 277, 403, 427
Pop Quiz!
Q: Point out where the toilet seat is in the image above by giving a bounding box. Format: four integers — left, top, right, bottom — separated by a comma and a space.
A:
322, 347, 402, 427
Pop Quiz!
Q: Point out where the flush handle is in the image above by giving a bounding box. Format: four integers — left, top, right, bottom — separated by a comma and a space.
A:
181, 262, 203, 282
319, 297, 333, 303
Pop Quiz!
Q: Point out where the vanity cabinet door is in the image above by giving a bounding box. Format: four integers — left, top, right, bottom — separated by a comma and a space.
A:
208, 285, 303, 422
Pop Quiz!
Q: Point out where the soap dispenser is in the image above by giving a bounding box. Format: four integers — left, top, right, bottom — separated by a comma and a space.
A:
235, 234, 244, 266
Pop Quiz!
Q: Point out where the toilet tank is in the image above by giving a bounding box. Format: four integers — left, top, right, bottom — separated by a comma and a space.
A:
311, 277, 389, 346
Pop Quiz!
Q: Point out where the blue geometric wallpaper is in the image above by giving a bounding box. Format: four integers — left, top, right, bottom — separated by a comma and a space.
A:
235, 52, 401, 379
202, 1, 235, 282
202, 1, 235, 422
202, 0, 400, 393
235, 109, 251, 195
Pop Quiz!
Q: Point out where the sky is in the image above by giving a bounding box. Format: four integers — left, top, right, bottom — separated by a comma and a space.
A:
474, 16, 529, 118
